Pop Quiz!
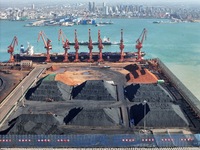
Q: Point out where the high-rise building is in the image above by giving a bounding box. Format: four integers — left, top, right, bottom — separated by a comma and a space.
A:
89, 2, 95, 13
92, 2, 95, 12
32, 4, 35, 10
139, 5, 143, 13
89, 2, 92, 12
103, 2, 106, 8
103, 6, 109, 15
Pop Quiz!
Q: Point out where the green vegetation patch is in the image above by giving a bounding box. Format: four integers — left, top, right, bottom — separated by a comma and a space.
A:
43, 74, 56, 81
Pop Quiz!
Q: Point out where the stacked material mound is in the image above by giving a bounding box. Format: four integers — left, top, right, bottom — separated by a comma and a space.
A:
7, 114, 63, 135
50, 65, 59, 71
55, 71, 84, 86
72, 80, 117, 101
124, 64, 158, 83
64, 107, 121, 127
125, 84, 189, 127
124, 84, 172, 102
26, 74, 72, 101
0, 78, 3, 91
130, 103, 189, 127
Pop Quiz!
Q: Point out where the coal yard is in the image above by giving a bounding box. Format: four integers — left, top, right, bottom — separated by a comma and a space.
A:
0, 59, 200, 148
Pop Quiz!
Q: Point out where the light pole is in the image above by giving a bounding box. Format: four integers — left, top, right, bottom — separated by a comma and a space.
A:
143, 100, 147, 130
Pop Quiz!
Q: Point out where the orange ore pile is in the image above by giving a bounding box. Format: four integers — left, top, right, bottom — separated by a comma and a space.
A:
55, 71, 85, 86
124, 64, 158, 84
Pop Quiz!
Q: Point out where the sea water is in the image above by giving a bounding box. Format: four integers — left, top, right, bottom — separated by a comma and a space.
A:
0, 18, 200, 100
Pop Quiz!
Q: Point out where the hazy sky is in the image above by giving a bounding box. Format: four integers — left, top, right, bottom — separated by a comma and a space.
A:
1, 0, 200, 7
1, 0, 200, 3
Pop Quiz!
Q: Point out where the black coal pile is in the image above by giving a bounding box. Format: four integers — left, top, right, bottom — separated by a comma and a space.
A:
124, 84, 172, 102
125, 83, 189, 127
26, 80, 72, 101
72, 80, 117, 101
64, 107, 121, 127
130, 103, 189, 127
124, 64, 140, 78
7, 114, 63, 135
0, 78, 4, 93
124, 64, 139, 73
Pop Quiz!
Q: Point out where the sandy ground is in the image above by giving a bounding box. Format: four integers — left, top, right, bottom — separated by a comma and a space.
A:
55, 70, 100, 86
49, 63, 159, 86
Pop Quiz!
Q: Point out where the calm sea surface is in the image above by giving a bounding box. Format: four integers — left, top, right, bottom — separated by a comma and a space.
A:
0, 18, 200, 100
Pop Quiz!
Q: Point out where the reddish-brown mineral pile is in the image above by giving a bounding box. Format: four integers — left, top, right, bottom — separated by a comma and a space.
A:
124, 64, 158, 84
55, 71, 84, 86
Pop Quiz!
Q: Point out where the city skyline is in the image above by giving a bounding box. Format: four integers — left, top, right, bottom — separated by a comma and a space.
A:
1, 0, 200, 21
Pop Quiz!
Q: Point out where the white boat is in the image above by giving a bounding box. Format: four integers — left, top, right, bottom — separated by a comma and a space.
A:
61, 22, 74, 27
20, 42, 34, 56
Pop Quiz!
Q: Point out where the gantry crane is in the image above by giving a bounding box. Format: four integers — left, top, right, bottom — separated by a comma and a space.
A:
74, 29, 80, 62
37, 31, 52, 62
119, 29, 125, 62
98, 30, 104, 62
58, 29, 70, 62
88, 29, 94, 62
7, 36, 18, 63
135, 28, 147, 62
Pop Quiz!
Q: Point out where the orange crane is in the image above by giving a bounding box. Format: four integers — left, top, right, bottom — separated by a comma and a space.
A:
58, 29, 70, 62
37, 31, 52, 62
135, 28, 147, 62
98, 30, 104, 62
88, 29, 94, 62
7, 36, 18, 63
74, 29, 80, 62
119, 29, 125, 62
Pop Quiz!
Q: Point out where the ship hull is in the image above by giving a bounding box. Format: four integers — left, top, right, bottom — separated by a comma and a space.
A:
14, 52, 143, 62
68, 42, 116, 46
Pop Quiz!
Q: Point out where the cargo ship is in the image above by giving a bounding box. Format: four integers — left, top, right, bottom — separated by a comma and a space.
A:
68, 37, 120, 46
14, 43, 145, 62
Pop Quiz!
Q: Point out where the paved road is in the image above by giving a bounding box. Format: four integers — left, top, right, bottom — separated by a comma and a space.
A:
0, 66, 45, 128
96, 67, 130, 128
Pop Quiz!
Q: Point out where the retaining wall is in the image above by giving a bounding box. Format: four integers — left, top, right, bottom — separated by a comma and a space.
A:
157, 58, 200, 117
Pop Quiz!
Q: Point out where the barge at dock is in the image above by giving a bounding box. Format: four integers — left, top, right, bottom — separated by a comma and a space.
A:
14, 51, 145, 62
68, 37, 119, 46
14, 42, 145, 63
13, 29, 145, 63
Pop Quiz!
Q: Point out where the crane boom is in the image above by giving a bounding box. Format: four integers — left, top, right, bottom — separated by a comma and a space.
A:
88, 29, 93, 50
8, 36, 18, 62
136, 28, 147, 44
58, 29, 70, 49
37, 31, 52, 62
88, 29, 94, 62
119, 29, 125, 62
58, 29, 70, 62
38, 31, 48, 47
58, 29, 66, 45
98, 30, 104, 62
74, 29, 80, 62
135, 28, 147, 62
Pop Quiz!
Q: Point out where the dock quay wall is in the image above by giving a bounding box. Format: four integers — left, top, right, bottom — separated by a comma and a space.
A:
157, 58, 200, 118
